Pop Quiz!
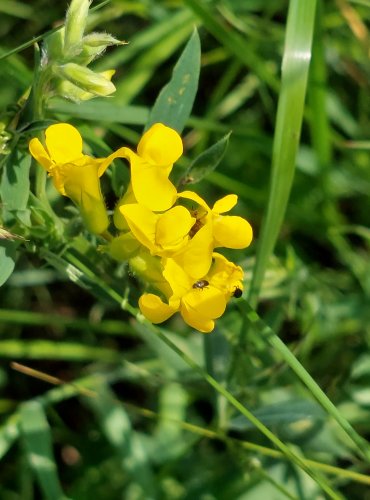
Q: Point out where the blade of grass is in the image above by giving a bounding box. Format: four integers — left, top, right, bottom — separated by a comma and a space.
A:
248, 0, 317, 307
20, 401, 66, 500
0, 340, 120, 362
0, 308, 134, 336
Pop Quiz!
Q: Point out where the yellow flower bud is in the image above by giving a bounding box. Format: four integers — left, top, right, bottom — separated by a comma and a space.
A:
57, 70, 116, 102
55, 63, 116, 97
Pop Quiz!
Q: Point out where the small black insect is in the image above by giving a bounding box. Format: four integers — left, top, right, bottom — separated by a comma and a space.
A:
192, 279, 209, 290
233, 286, 243, 298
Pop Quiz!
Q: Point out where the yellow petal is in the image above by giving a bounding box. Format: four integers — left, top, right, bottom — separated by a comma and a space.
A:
213, 216, 253, 249
209, 253, 244, 297
78, 191, 109, 234
61, 162, 109, 234
139, 293, 176, 324
119, 204, 158, 253
97, 146, 129, 177
138, 123, 183, 165
156, 206, 194, 251
163, 258, 192, 299
173, 223, 214, 279
113, 182, 136, 231
29, 138, 54, 171
45, 123, 83, 164
178, 190, 209, 212
183, 287, 226, 320
131, 158, 177, 212
213, 194, 238, 213
181, 307, 215, 333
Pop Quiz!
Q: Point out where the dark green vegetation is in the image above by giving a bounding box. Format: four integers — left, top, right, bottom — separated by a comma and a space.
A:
1, 0, 370, 498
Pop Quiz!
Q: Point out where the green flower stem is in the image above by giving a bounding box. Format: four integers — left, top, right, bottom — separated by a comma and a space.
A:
31, 66, 51, 203
241, 300, 370, 463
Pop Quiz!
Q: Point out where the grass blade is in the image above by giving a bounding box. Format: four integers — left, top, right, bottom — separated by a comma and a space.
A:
248, 0, 317, 306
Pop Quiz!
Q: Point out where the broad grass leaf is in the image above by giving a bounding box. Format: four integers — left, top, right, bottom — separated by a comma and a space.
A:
147, 28, 201, 133
179, 132, 230, 186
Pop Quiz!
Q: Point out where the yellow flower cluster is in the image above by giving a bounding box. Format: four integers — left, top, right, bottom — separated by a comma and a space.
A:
29, 123, 253, 332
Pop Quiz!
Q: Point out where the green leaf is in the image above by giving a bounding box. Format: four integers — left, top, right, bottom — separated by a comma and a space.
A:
179, 132, 230, 186
147, 28, 201, 133
0, 240, 17, 286
20, 401, 67, 500
0, 148, 31, 224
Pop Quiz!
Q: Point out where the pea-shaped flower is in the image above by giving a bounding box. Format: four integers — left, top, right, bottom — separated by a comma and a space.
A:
29, 123, 120, 235
139, 253, 243, 333
171, 191, 253, 279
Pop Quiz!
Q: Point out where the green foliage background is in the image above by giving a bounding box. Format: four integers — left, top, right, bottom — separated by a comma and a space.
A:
0, 0, 370, 498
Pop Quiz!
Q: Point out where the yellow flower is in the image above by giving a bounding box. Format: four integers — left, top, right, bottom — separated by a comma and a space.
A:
113, 123, 183, 224
171, 191, 253, 279
179, 191, 253, 249
139, 253, 243, 333
118, 203, 195, 257
29, 123, 120, 234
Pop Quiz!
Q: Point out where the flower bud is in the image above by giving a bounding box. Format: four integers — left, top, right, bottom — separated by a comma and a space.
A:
55, 63, 116, 97
57, 70, 116, 102
64, 0, 90, 57
75, 33, 126, 65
